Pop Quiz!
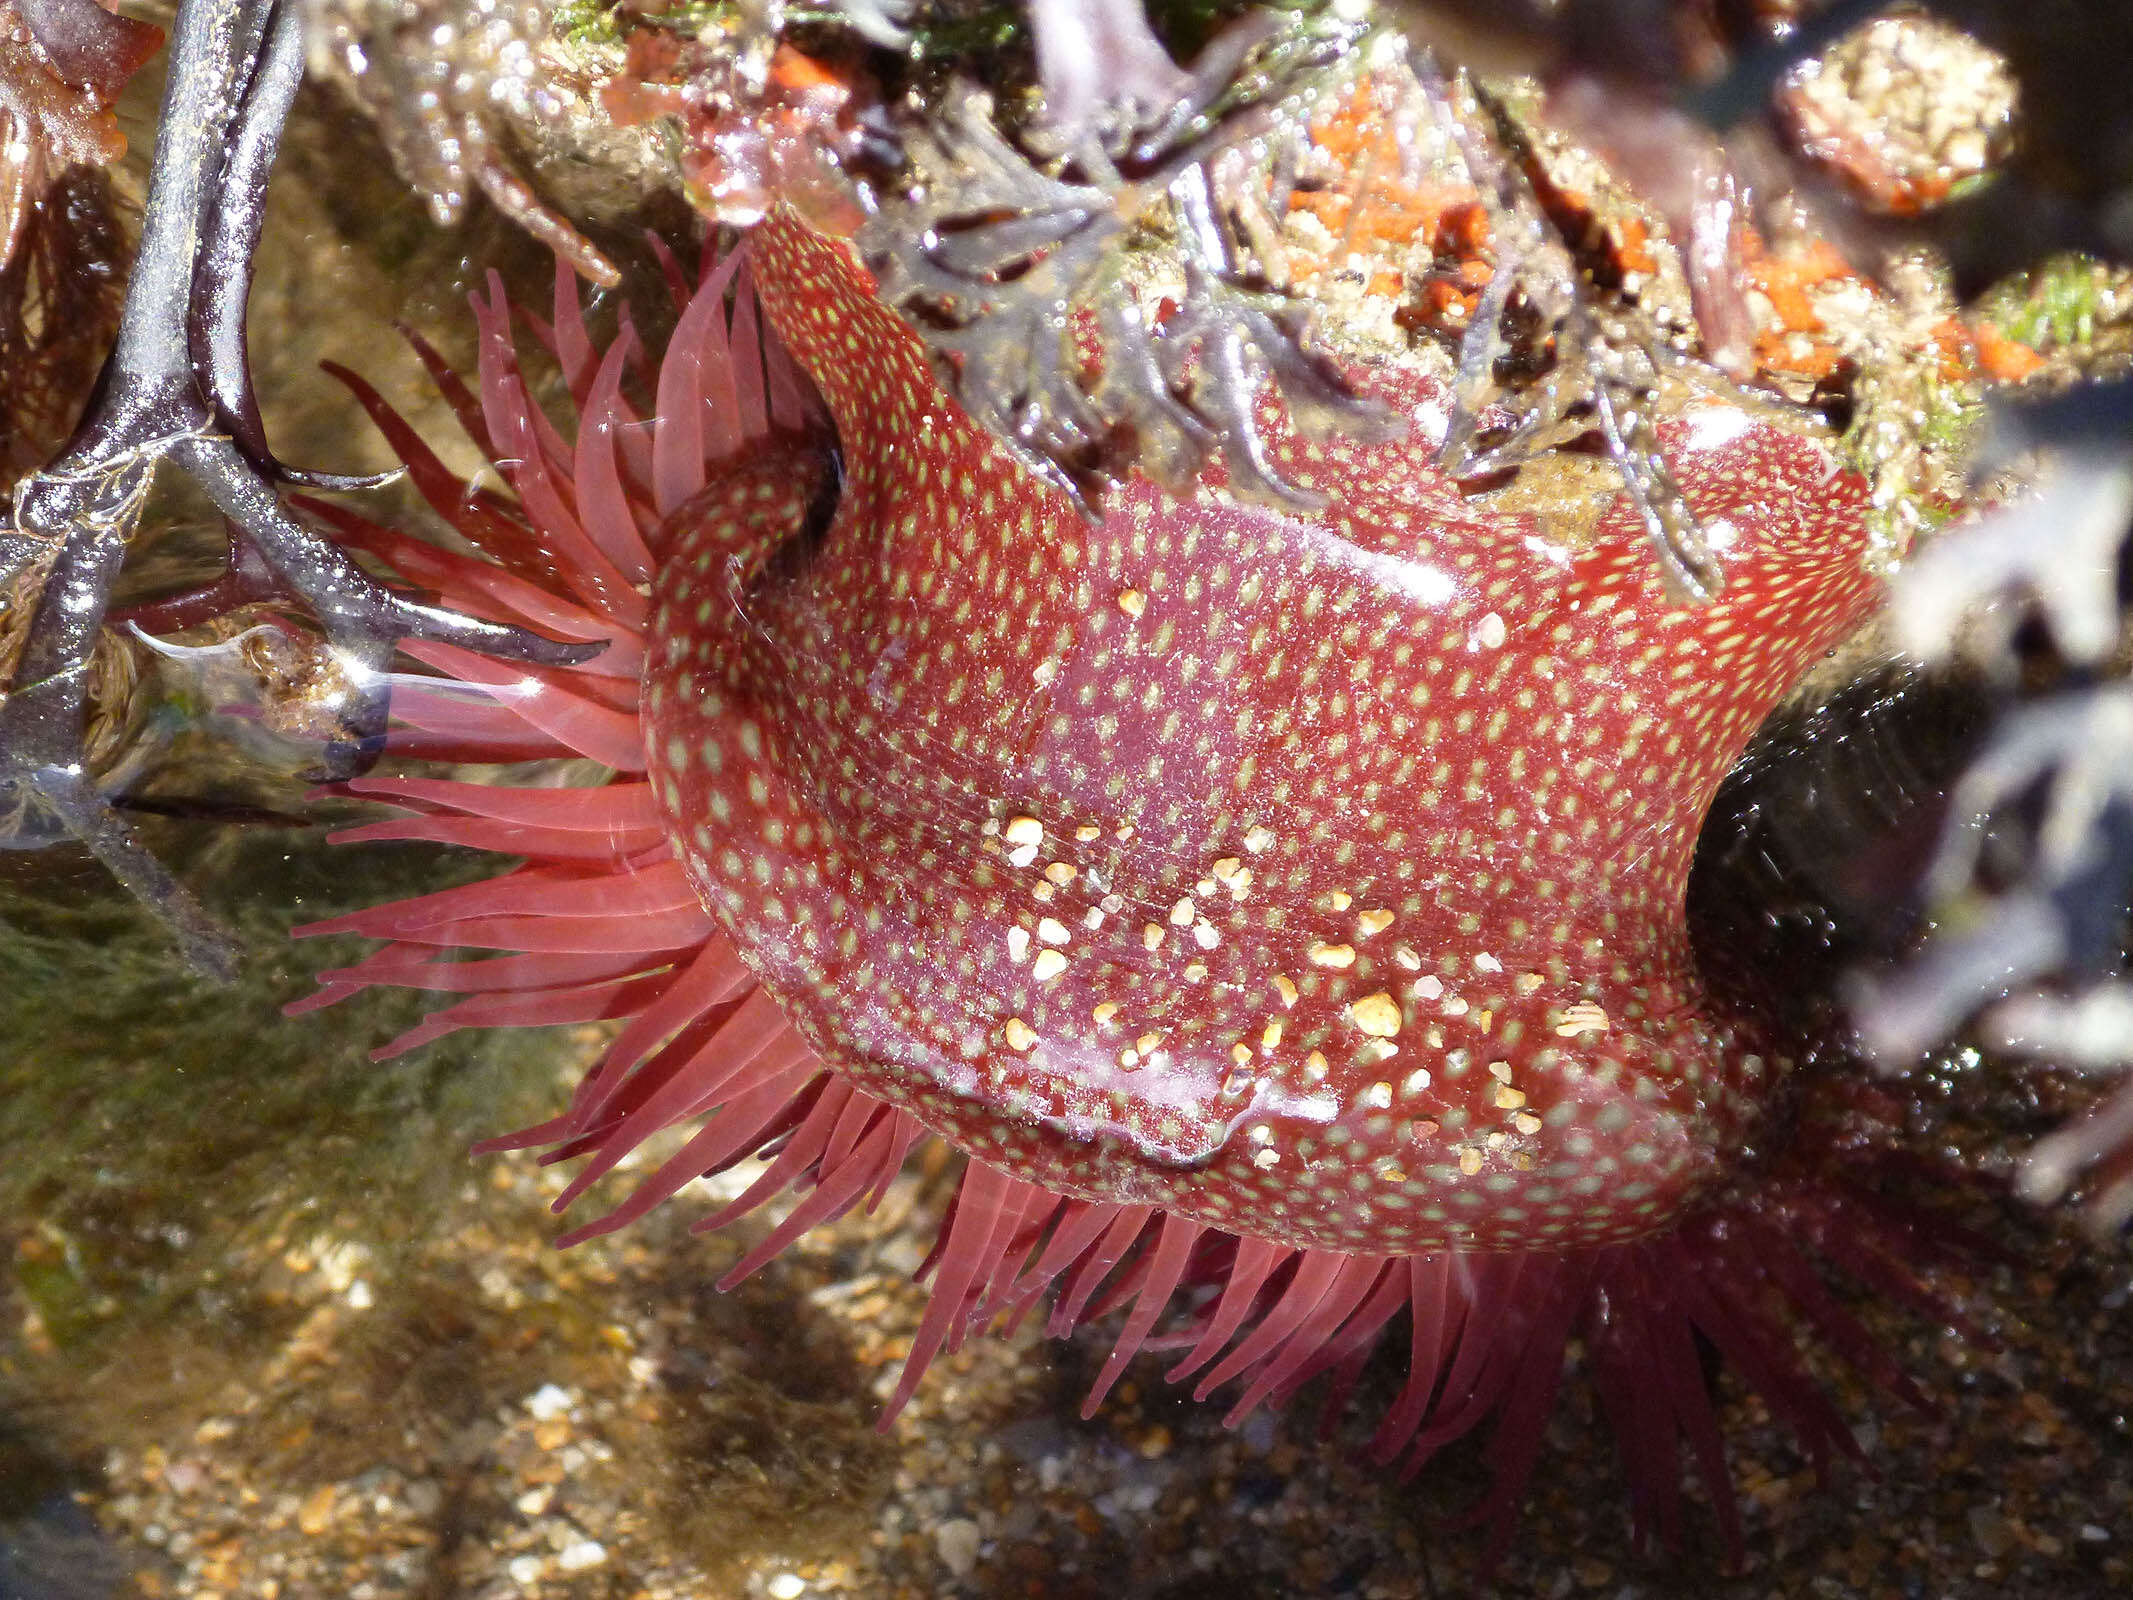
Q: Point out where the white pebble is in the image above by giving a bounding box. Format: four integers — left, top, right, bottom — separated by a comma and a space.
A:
524, 1384, 572, 1421
935, 1516, 982, 1578
556, 1540, 607, 1573
767, 1575, 807, 1600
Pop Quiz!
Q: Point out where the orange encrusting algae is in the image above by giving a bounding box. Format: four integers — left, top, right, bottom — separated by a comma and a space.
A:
1739, 229, 2046, 386
1287, 78, 1490, 309
295, 213, 1971, 1567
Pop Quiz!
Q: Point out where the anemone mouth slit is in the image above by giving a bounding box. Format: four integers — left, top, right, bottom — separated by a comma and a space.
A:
741, 432, 849, 605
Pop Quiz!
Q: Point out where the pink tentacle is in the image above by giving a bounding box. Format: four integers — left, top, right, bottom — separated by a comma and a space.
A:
374, 971, 674, 1059
339, 777, 664, 835
1047, 1205, 1157, 1337
327, 813, 658, 864
381, 692, 571, 758
299, 858, 696, 938
1083, 1213, 1203, 1417
574, 331, 658, 581
395, 641, 648, 770
309, 945, 662, 998
724, 1109, 922, 1283
307, 509, 633, 661
588, 936, 757, 1093
1216, 1254, 1389, 1425
652, 250, 746, 516
472, 276, 648, 628
543, 993, 815, 1205
1470, 1254, 1595, 1572
985, 1198, 1129, 1332
1367, 1252, 1465, 1464
553, 1061, 825, 1246
322, 905, 716, 957
1165, 1235, 1290, 1386
1278, 1255, 1412, 1425
889, 1161, 1046, 1420
551, 255, 599, 404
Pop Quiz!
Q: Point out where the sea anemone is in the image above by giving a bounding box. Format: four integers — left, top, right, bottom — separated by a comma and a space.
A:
292, 212, 1974, 1568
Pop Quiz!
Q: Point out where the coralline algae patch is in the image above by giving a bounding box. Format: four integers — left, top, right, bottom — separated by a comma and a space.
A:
656, 211, 1879, 1256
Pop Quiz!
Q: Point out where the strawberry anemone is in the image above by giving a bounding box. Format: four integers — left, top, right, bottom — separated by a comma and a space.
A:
293, 215, 1973, 1566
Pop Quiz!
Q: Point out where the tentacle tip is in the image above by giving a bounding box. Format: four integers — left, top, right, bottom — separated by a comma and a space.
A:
873, 1399, 911, 1435
281, 985, 349, 1017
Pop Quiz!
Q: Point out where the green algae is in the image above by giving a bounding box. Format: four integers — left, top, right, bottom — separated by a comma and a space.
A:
1990, 255, 2118, 351
1978, 252, 2133, 373
0, 819, 575, 1374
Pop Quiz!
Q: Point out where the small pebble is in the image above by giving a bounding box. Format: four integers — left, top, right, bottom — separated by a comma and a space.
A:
935, 1516, 982, 1578
296, 1485, 335, 1536
556, 1540, 606, 1572
1968, 1504, 2012, 1557
524, 1384, 572, 1421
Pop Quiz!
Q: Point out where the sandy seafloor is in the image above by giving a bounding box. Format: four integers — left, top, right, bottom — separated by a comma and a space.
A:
3, 50, 2132, 1600
3, 810, 2131, 1600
